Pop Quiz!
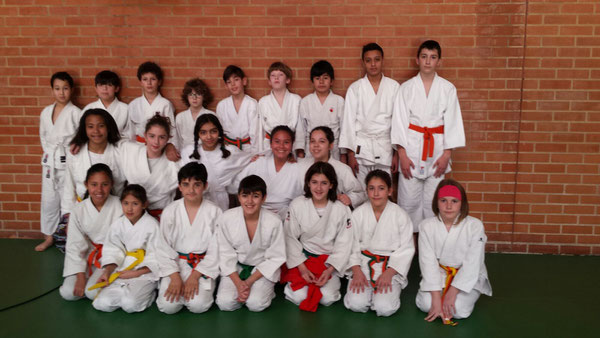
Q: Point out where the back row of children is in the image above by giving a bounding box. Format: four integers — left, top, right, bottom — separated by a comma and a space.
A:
40, 39, 489, 320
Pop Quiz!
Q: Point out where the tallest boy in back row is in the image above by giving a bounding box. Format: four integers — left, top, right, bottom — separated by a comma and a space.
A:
340, 43, 400, 188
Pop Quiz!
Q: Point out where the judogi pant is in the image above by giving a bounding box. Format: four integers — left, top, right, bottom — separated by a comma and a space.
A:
284, 275, 341, 307
357, 163, 391, 190
343, 263, 402, 317
216, 276, 276, 312
415, 288, 481, 319
59, 268, 103, 301
398, 175, 443, 232
156, 274, 215, 314
41, 168, 65, 235
92, 277, 158, 313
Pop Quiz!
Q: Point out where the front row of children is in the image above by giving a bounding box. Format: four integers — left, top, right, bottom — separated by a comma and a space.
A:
60, 159, 491, 322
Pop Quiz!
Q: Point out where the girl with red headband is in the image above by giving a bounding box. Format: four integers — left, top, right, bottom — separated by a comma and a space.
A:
416, 179, 492, 325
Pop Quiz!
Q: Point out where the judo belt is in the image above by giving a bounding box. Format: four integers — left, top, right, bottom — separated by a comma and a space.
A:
76, 194, 83, 203
361, 250, 389, 289
408, 124, 444, 161
280, 249, 329, 312
87, 249, 145, 291
265, 132, 271, 140
177, 251, 205, 269
224, 135, 251, 150
148, 209, 163, 221
135, 135, 146, 144
87, 241, 103, 275
238, 263, 255, 281
440, 263, 459, 326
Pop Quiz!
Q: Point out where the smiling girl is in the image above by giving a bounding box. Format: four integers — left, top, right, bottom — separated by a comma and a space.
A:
60, 164, 123, 301
117, 114, 179, 220
282, 162, 353, 312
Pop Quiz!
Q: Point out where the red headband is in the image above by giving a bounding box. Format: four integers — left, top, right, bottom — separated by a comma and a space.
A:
439, 185, 461, 201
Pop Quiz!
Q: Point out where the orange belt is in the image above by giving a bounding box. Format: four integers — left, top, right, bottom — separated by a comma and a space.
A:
136, 135, 146, 144
87, 241, 103, 275
265, 132, 271, 140
408, 124, 444, 161
177, 251, 206, 269
440, 263, 459, 326
361, 250, 389, 289
148, 209, 162, 221
224, 135, 251, 150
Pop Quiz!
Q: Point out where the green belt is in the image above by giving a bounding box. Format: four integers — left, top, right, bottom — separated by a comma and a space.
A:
239, 263, 255, 281
303, 249, 319, 258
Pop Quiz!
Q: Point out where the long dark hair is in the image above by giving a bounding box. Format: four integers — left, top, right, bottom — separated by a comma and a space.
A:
70, 108, 120, 147
189, 114, 230, 160
303, 161, 338, 202
82, 163, 114, 200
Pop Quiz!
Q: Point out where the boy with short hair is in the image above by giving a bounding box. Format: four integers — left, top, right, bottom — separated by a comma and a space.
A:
127, 61, 179, 150
156, 162, 222, 314
176, 78, 215, 149
339, 43, 400, 188
392, 40, 465, 231
256, 61, 301, 153
215, 175, 286, 312
37, 71, 82, 251
82, 70, 129, 136
216, 65, 259, 152
295, 60, 346, 161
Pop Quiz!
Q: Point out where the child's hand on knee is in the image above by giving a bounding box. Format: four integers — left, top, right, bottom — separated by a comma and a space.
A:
349, 266, 368, 294
184, 270, 201, 301
165, 273, 183, 303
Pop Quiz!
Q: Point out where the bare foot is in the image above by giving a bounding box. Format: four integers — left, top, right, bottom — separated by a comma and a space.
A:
35, 235, 54, 252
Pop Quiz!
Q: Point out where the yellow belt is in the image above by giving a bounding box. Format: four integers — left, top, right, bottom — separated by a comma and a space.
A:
88, 249, 145, 291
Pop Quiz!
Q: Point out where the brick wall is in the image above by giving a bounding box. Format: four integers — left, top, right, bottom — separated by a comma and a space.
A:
0, 0, 598, 254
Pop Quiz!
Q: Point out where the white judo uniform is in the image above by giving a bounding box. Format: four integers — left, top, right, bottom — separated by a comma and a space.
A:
39, 102, 81, 235
416, 216, 492, 319
175, 108, 215, 150
297, 157, 366, 208
392, 73, 465, 231
92, 212, 160, 313
60, 195, 123, 301
216, 207, 286, 312
295, 91, 345, 159
283, 197, 353, 306
180, 144, 253, 211
118, 142, 179, 211
216, 95, 259, 152
82, 98, 129, 137
61, 143, 125, 215
232, 152, 303, 219
343, 201, 415, 317
127, 93, 179, 148
155, 199, 222, 314
256, 90, 301, 152
339, 75, 400, 187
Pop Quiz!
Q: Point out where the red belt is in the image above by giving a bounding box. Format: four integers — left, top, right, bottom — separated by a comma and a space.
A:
87, 241, 103, 275
361, 250, 389, 289
136, 135, 146, 144
148, 209, 162, 221
409, 124, 444, 161
265, 132, 271, 140
224, 135, 251, 150
280, 253, 329, 312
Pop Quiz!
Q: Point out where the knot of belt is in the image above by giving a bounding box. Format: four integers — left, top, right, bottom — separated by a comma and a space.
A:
361, 250, 390, 289
440, 263, 460, 326
88, 249, 145, 291
409, 124, 444, 161
135, 135, 146, 144
86, 241, 103, 275
224, 135, 251, 150
238, 263, 255, 281
265, 132, 271, 140
177, 251, 206, 269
